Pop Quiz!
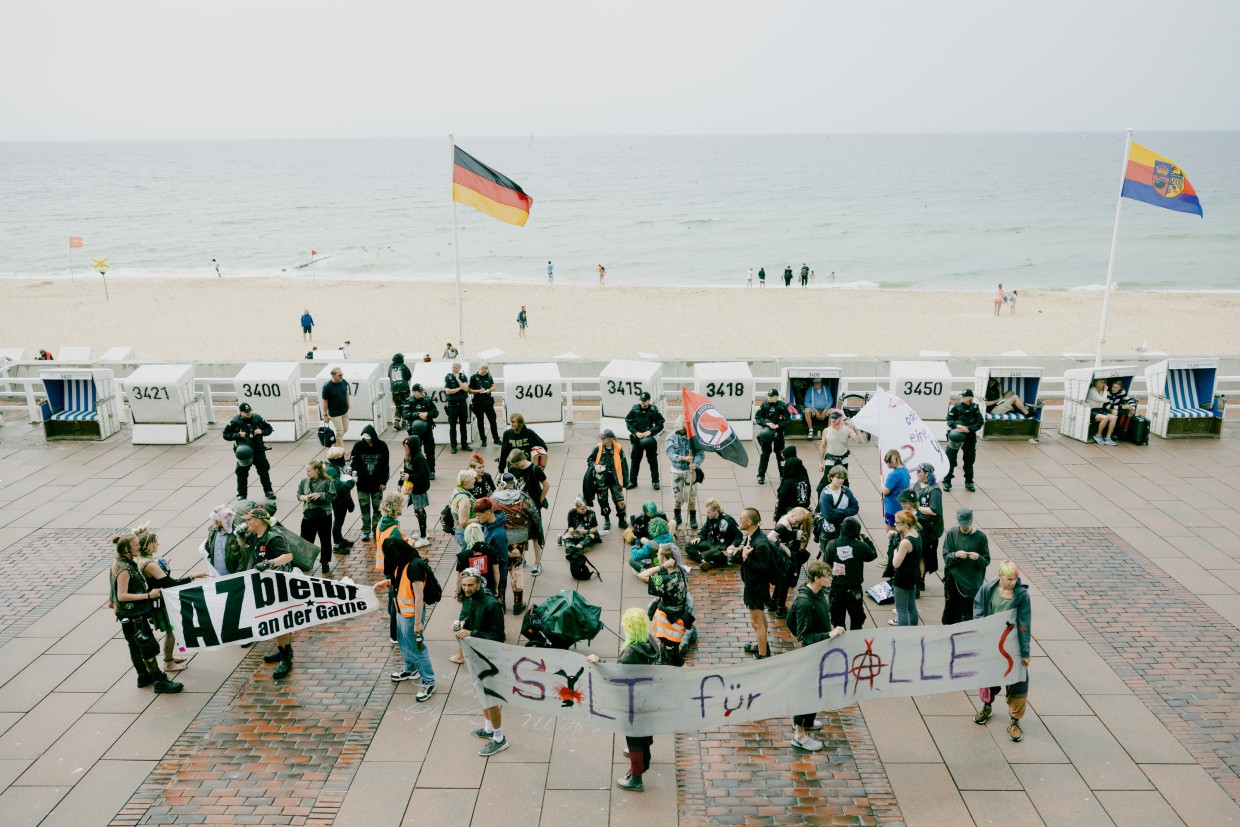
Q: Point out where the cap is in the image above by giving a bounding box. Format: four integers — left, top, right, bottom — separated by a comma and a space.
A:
897, 489, 918, 504
955, 507, 973, 526
829, 410, 843, 419
410, 383, 424, 392
916, 462, 935, 473
238, 402, 252, 413
961, 389, 974, 397
638, 391, 651, 402
767, 388, 780, 397
242, 507, 271, 523
600, 429, 616, 439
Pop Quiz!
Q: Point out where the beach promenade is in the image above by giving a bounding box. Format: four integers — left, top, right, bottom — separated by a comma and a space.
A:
1, 413, 1238, 826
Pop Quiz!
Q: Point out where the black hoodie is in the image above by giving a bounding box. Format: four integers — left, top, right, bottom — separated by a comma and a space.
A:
774, 457, 811, 519
350, 425, 390, 493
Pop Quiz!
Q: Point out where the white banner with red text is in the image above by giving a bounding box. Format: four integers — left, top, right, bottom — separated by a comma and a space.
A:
163, 569, 377, 651
461, 612, 1024, 736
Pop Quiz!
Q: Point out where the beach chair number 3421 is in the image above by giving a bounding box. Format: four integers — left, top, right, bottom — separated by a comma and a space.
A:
131, 386, 170, 401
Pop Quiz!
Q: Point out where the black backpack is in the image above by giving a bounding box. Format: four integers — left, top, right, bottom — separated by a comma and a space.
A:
567, 550, 601, 582
439, 504, 454, 536
317, 424, 336, 448
421, 565, 443, 605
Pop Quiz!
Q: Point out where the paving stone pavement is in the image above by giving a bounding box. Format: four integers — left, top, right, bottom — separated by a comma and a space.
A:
998, 526, 1240, 803
2, 414, 1240, 825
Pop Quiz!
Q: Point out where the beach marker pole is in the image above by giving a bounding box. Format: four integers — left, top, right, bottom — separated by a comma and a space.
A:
1095, 128, 1133, 368
92, 257, 110, 301
449, 133, 464, 348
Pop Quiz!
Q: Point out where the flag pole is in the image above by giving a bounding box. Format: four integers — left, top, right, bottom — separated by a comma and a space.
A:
1095, 128, 1133, 368
450, 133, 464, 348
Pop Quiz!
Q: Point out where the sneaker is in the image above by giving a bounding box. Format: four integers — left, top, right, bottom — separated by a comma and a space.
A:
361, 532, 371, 542
888, 618, 899, 626
556, 536, 564, 545
975, 703, 993, 725
1105, 437, 1118, 446
414, 538, 430, 549
965, 482, 976, 492
615, 773, 645, 792
806, 718, 823, 730
391, 670, 419, 682
753, 652, 771, 660
471, 728, 493, 739
652, 482, 660, 491
624, 482, 638, 490
531, 563, 543, 576
943, 481, 952, 491
415, 683, 436, 702
757, 476, 765, 485
154, 679, 184, 694
1008, 719, 1023, 742
264, 491, 276, 500
390, 638, 398, 645
603, 519, 611, 532
333, 544, 351, 555
743, 642, 761, 655
1093, 434, 1106, 445
792, 736, 824, 752
479, 736, 509, 757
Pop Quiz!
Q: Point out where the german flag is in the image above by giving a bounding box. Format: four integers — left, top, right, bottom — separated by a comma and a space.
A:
452, 146, 533, 227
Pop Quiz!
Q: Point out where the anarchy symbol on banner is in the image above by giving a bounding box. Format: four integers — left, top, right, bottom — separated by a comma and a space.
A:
91, 257, 111, 300
850, 638, 887, 694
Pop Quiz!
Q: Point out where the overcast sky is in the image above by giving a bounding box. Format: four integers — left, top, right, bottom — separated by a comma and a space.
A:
2, 0, 1237, 140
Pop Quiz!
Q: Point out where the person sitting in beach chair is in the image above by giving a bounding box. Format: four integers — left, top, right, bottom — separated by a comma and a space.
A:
984, 377, 1034, 418
1085, 378, 1120, 445
1107, 379, 1139, 438
800, 378, 834, 438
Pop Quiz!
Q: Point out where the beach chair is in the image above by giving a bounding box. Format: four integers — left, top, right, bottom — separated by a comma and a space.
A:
124, 364, 208, 444
779, 367, 840, 440
412, 359, 475, 445
1060, 366, 1138, 444
99, 346, 136, 361
234, 362, 309, 441
690, 362, 754, 441
1144, 357, 1224, 439
57, 346, 92, 362
598, 359, 662, 437
975, 367, 1043, 440
40, 369, 121, 440
503, 363, 565, 443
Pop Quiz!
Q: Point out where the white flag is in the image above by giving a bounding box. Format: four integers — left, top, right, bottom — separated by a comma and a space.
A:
849, 386, 949, 482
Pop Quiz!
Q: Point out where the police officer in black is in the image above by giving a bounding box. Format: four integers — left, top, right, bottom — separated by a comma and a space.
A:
944, 389, 985, 492
469, 363, 501, 447
624, 391, 665, 491
404, 384, 440, 480
222, 402, 275, 500
444, 361, 471, 454
388, 353, 412, 430
755, 388, 790, 485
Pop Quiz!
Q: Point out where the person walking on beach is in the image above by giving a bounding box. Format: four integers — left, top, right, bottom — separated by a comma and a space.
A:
214, 259, 222, 278
1008, 290, 1018, 315
547, 261, 553, 284
829, 271, 835, 282
800, 263, 809, 287
321, 366, 350, 446
598, 264, 606, 285
784, 265, 793, 287
746, 267, 753, 287
516, 306, 528, 338
758, 267, 766, 287
993, 284, 1005, 316
300, 309, 314, 342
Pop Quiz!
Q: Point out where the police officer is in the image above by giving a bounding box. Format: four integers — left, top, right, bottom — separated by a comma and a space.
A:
222, 402, 275, 501
388, 353, 412, 430
404, 384, 440, 480
755, 388, 790, 485
624, 391, 665, 491
469, 363, 501, 447
444, 361, 471, 454
944, 389, 984, 492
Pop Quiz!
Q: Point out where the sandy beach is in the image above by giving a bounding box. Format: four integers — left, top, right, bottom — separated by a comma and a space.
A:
3, 277, 1236, 362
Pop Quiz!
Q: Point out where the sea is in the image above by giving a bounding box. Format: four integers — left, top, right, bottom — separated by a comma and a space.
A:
2, 133, 1237, 292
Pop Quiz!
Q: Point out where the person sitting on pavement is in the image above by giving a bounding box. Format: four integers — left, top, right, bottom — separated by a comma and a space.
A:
629, 517, 674, 572
687, 498, 743, 571
560, 497, 602, 553
624, 500, 667, 547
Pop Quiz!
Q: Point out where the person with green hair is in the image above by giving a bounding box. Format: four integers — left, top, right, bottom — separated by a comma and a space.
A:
972, 560, 1032, 742
629, 516, 674, 572
586, 607, 661, 792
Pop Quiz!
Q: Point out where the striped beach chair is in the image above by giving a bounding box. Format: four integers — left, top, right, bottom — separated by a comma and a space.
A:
1165, 370, 1213, 419
984, 376, 1030, 421
40, 369, 120, 440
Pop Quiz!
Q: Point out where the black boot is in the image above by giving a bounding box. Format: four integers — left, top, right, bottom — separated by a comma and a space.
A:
273, 648, 293, 680
689, 510, 699, 530
264, 643, 292, 664
512, 589, 524, 616
416, 512, 428, 540
153, 671, 184, 694
617, 511, 628, 529
674, 508, 683, 527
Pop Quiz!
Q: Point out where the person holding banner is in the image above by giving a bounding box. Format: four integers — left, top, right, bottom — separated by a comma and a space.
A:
238, 508, 297, 679
890, 511, 922, 627
202, 505, 246, 578
456, 568, 510, 756
135, 526, 210, 674
787, 560, 847, 751
109, 532, 184, 694
585, 607, 662, 792
739, 508, 777, 659
973, 561, 1032, 742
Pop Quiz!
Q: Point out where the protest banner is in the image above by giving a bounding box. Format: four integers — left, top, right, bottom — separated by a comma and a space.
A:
461, 612, 1022, 737
162, 569, 377, 651
850, 387, 949, 481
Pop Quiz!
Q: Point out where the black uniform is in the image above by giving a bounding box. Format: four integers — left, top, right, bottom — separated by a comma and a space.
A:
469, 371, 501, 445
403, 395, 440, 473
944, 400, 984, 487
387, 359, 412, 428
443, 371, 471, 451
754, 400, 791, 480
624, 403, 665, 487
222, 412, 274, 499
584, 443, 628, 525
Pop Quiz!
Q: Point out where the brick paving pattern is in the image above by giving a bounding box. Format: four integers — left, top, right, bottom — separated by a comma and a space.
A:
110, 534, 460, 827
676, 560, 902, 826
998, 527, 1240, 805
0, 528, 122, 645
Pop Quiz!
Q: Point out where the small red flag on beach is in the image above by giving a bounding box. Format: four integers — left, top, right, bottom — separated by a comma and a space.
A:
69, 237, 83, 248
311, 250, 317, 256
681, 387, 750, 468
